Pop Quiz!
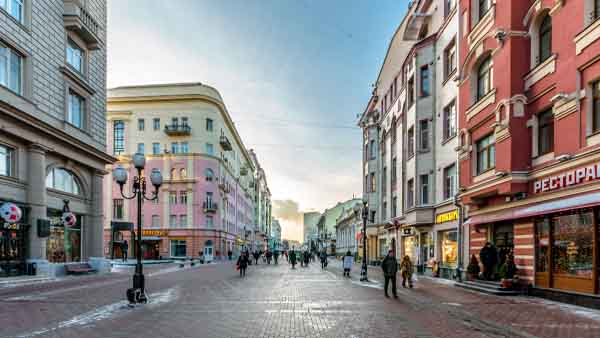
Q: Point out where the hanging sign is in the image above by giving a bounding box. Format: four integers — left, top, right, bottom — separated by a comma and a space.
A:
0, 202, 22, 223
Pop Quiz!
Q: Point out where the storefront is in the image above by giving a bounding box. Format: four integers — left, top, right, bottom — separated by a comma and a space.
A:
434, 209, 459, 279
0, 202, 29, 277
46, 209, 81, 264
401, 227, 418, 266
170, 238, 187, 258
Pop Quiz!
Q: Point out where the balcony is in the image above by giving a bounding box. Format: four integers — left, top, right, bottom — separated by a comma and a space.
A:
63, 0, 102, 50
219, 179, 231, 194
220, 132, 233, 151
203, 201, 218, 213
164, 124, 191, 136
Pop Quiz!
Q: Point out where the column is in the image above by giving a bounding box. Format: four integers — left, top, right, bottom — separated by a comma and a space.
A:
27, 144, 47, 260
88, 170, 105, 258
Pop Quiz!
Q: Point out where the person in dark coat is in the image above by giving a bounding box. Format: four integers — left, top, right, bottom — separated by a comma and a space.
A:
253, 250, 260, 265
237, 251, 250, 277
381, 250, 399, 298
266, 250, 273, 264
479, 242, 498, 280
274, 250, 279, 264
289, 249, 297, 268
303, 250, 310, 266
122, 240, 128, 262
319, 250, 328, 269
227, 250, 233, 261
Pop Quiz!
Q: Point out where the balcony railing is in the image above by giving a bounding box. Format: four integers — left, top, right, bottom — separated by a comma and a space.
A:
63, 0, 101, 50
203, 201, 218, 213
164, 124, 191, 136
220, 132, 233, 151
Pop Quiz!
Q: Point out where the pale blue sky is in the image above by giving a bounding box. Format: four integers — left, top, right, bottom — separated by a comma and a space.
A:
107, 0, 409, 240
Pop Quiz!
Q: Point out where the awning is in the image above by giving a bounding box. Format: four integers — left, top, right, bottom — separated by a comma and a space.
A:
465, 191, 600, 226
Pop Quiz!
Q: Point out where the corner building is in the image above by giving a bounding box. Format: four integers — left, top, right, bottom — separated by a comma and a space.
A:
104, 83, 257, 261
458, 0, 600, 301
0, 0, 112, 277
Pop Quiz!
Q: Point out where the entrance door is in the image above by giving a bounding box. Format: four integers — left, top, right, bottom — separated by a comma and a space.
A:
494, 223, 514, 268
204, 240, 214, 262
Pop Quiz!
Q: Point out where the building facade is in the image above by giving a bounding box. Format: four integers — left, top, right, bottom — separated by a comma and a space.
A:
302, 211, 320, 251
359, 0, 460, 277
249, 150, 272, 251
270, 219, 282, 251
104, 83, 258, 261
316, 199, 361, 255
0, 0, 112, 277
334, 206, 360, 258
458, 0, 600, 300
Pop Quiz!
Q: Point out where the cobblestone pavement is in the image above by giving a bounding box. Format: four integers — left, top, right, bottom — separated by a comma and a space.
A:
1, 260, 600, 338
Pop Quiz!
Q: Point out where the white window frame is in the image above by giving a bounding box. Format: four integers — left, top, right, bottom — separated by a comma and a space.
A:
0, 0, 24, 24
0, 144, 14, 177
67, 90, 85, 129
0, 42, 22, 94
66, 39, 84, 74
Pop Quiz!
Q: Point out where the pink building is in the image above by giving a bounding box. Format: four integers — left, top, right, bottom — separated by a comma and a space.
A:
103, 83, 259, 260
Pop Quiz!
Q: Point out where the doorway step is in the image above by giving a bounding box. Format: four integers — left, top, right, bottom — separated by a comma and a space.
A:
455, 279, 520, 296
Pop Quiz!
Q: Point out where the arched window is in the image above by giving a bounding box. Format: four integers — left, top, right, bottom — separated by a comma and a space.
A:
205, 168, 214, 182
170, 168, 176, 180
477, 56, 492, 101
180, 168, 187, 179
46, 168, 81, 195
539, 14, 552, 64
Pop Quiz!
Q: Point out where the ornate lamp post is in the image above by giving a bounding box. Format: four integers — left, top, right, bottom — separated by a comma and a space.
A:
354, 200, 369, 282
113, 153, 162, 304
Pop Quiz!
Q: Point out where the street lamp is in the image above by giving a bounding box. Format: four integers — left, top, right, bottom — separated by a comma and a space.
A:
113, 153, 162, 304
354, 199, 369, 282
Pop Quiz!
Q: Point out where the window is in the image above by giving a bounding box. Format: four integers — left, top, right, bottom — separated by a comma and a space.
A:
152, 215, 160, 228
596, 0, 600, 19
137, 143, 145, 154
420, 120, 429, 151
369, 172, 376, 193
206, 191, 214, 205
170, 239, 187, 257
206, 118, 213, 131
169, 192, 177, 204
179, 215, 187, 227
420, 174, 429, 205
369, 140, 376, 159
46, 168, 81, 195
391, 158, 397, 186
443, 100, 457, 140
169, 214, 177, 227
0, 144, 13, 177
206, 143, 214, 156
67, 91, 84, 129
370, 211, 376, 223
444, 39, 456, 79
441, 231, 458, 267
113, 199, 124, 219
171, 117, 179, 126
443, 164, 456, 200
407, 77, 415, 107
539, 14, 552, 64
420, 66, 430, 96
476, 134, 495, 174
0, 42, 21, 94
392, 196, 397, 218
535, 218, 550, 273
205, 168, 214, 181
113, 121, 124, 155
153, 118, 160, 131
0, 0, 23, 23
538, 109, 554, 155
180, 168, 187, 179
479, 0, 490, 20
138, 119, 145, 131
382, 167, 387, 194
477, 56, 492, 101
66, 40, 84, 73
179, 191, 187, 205
171, 142, 179, 154
407, 179, 414, 208
152, 142, 160, 155
181, 142, 189, 154
382, 201, 387, 220
206, 215, 214, 228
181, 117, 188, 127
552, 212, 593, 278
594, 81, 600, 132
445, 0, 455, 17
407, 127, 415, 157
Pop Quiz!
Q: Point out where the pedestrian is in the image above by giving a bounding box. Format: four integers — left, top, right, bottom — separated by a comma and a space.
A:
122, 240, 128, 262
228, 250, 233, 261
381, 250, 398, 298
343, 250, 353, 277
237, 251, 249, 277
266, 250, 273, 264
320, 250, 328, 269
479, 242, 498, 280
400, 255, 414, 288
199, 251, 205, 264
274, 250, 279, 264
303, 250, 310, 267
289, 249, 297, 269
284, 250, 289, 262
253, 250, 260, 265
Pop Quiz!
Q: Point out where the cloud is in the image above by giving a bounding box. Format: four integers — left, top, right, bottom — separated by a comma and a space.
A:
272, 199, 301, 221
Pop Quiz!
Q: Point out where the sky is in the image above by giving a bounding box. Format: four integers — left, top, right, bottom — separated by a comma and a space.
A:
107, 0, 410, 241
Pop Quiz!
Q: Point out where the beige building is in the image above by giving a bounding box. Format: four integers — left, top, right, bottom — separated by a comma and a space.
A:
0, 0, 112, 276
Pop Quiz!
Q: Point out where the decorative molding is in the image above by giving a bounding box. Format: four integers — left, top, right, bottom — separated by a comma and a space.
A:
468, 5, 495, 48
553, 96, 577, 120
466, 89, 496, 121
575, 17, 600, 55
59, 66, 96, 96
524, 54, 556, 90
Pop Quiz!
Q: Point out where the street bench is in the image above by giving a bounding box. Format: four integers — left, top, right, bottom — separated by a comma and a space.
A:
65, 263, 96, 275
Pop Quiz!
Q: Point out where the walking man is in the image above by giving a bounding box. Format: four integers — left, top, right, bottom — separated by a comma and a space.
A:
237, 251, 249, 277
381, 250, 398, 298
319, 250, 328, 269
400, 255, 414, 288
274, 250, 279, 264
289, 249, 297, 269
343, 251, 354, 277
122, 240, 128, 262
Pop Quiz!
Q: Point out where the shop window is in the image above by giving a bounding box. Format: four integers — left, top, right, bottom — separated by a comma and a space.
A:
113, 120, 124, 155
538, 109, 554, 155
46, 210, 81, 263
593, 81, 600, 132
476, 56, 492, 101
538, 14, 552, 65
552, 212, 593, 278
443, 100, 457, 140
153, 118, 160, 131
443, 164, 456, 200
441, 231, 458, 267
170, 239, 187, 257
46, 168, 81, 195
113, 199, 123, 219
476, 134, 495, 174
535, 218, 550, 273
0, 144, 14, 177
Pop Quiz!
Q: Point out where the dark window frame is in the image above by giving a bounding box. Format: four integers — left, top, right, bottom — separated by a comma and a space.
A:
476, 134, 496, 175
113, 120, 125, 155
477, 56, 492, 101
539, 14, 552, 64
538, 109, 554, 156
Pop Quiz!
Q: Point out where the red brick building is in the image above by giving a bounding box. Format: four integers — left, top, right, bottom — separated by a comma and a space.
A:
458, 0, 600, 301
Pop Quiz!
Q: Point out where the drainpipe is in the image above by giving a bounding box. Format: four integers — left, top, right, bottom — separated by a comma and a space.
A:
453, 194, 463, 282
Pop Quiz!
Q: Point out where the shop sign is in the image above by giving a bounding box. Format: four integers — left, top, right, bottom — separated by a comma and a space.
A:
435, 209, 458, 224
402, 227, 415, 236
533, 162, 600, 193
135, 230, 167, 237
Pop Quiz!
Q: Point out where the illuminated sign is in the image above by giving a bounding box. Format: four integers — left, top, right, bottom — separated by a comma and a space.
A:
135, 230, 168, 237
435, 210, 458, 224
533, 162, 600, 193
